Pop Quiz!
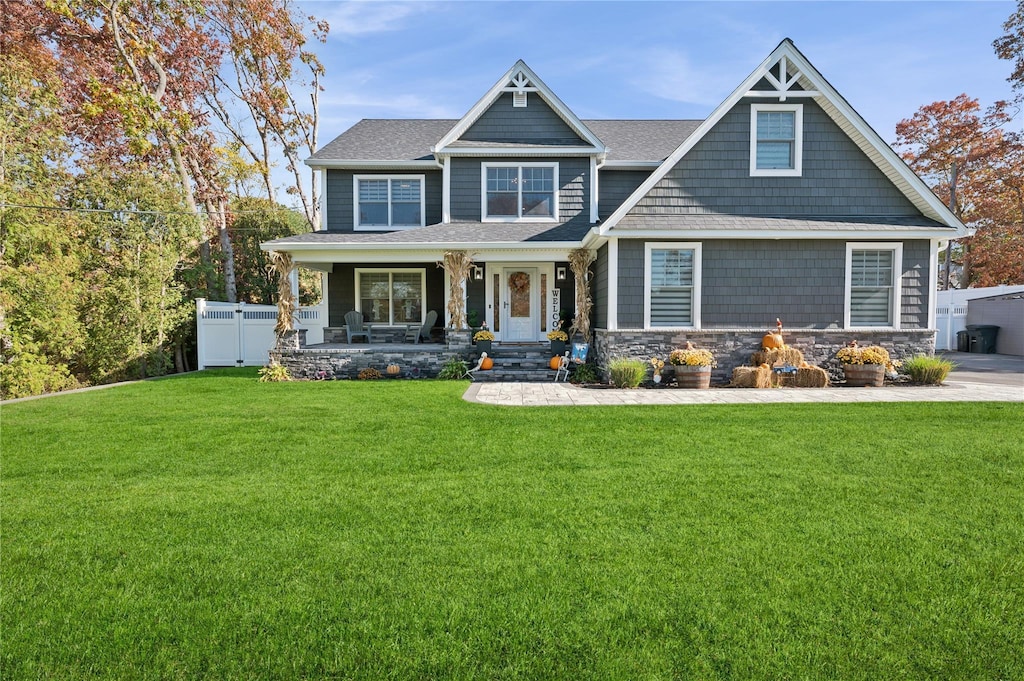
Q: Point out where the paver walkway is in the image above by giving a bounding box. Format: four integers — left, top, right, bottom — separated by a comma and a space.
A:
465, 376, 1023, 406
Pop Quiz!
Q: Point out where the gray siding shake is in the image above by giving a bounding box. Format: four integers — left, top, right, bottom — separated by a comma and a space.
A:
450, 157, 590, 225
326, 169, 442, 232
598, 169, 650, 220
621, 99, 920, 221
461, 93, 585, 145
613, 238, 931, 331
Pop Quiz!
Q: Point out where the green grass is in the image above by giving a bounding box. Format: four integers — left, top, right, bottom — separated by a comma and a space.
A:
2, 370, 1023, 680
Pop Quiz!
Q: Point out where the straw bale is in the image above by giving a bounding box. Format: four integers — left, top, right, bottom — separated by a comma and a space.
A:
794, 366, 829, 388
731, 366, 773, 388
751, 346, 804, 367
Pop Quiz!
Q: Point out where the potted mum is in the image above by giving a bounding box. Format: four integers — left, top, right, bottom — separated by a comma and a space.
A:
547, 329, 569, 357
668, 342, 716, 389
473, 326, 494, 354
836, 342, 890, 387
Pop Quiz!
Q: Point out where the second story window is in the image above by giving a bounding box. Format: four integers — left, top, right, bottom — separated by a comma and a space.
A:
354, 175, 425, 230
750, 104, 803, 177
483, 163, 558, 221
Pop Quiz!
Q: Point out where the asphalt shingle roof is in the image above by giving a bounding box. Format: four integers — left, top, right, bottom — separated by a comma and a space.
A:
263, 219, 592, 247
309, 119, 703, 163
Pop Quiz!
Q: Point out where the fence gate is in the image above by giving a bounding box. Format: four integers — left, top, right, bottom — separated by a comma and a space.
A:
196, 298, 324, 369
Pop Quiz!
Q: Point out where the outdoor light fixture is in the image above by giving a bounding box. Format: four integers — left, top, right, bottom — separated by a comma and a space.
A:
556, 266, 567, 281
473, 266, 484, 280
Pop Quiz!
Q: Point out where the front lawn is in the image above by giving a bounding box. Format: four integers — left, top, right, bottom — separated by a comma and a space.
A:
2, 370, 1022, 679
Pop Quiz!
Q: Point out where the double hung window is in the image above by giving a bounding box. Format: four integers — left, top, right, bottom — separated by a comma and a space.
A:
845, 243, 902, 328
483, 163, 557, 221
354, 175, 424, 230
750, 104, 803, 176
357, 269, 425, 325
645, 243, 701, 328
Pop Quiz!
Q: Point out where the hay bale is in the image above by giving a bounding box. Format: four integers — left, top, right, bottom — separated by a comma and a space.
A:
751, 346, 804, 367
794, 366, 829, 388
732, 366, 773, 388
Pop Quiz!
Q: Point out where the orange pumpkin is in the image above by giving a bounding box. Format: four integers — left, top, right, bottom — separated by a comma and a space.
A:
549, 356, 562, 370
759, 363, 771, 369
386, 364, 401, 375
762, 332, 784, 349
481, 357, 494, 370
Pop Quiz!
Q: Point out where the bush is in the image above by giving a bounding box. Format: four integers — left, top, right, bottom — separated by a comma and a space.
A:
608, 357, 646, 388
570, 363, 599, 384
437, 357, 468, 380
357, 368, 382, 380
258, 361, 291, 382
902, 355, 954, 385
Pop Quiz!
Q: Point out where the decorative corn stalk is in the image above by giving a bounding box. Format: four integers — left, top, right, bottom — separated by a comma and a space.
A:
266, 250, 296, 335
439, 250, 474, 329
568, 248, 596, 342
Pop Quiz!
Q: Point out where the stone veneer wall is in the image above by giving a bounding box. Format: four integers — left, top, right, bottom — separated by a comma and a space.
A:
592, 329, 937, 384
274, 328, 474, 380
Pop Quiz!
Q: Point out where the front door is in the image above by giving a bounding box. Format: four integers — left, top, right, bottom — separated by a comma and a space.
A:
502, 267, 538, 342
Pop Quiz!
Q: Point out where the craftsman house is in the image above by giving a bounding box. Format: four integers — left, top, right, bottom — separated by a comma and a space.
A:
263, 39, 965, 379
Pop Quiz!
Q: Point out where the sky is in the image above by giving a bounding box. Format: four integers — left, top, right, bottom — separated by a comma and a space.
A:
284, 0, 1017, 189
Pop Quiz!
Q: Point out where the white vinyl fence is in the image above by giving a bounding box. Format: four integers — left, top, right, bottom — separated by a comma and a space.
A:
196, 298, 326, 369
934, 285, 1024, 351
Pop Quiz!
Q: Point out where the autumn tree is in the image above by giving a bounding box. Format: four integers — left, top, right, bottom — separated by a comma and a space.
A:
894, 95, 1022, 288
994, 1, 1024, 96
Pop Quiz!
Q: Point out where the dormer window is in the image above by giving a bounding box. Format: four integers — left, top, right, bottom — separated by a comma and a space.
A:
750, 104, 803, 177
354, 175, 425, 230
482, 163, 558, 221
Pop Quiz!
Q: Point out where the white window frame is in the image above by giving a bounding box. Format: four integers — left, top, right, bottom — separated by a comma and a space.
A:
844, 242, 903, 330
481, 162, 559, 222
355, 268, 427, 326
644, 242, 702, 329
353, 174, 426, 231
750, 103, 803, 177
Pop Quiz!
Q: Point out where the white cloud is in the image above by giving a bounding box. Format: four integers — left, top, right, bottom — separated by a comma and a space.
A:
628, 48, 738, 107
314, 1, 441, 38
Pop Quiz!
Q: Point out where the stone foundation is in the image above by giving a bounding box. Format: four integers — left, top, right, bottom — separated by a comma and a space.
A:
274, 346, 459, 379
592, 328, 937, 384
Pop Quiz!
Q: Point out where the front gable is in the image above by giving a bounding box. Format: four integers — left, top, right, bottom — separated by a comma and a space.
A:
601, 39, 968, 236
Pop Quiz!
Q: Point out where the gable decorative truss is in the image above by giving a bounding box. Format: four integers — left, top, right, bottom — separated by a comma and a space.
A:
432, 60, 607, 156
600, 39, 968, 237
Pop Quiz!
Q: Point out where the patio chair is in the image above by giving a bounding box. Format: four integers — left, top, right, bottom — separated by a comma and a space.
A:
406, 309, 438, 344
344, 310, 373, 344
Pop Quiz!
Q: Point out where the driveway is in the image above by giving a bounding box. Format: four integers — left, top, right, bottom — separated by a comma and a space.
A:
940, 351, 1024, 389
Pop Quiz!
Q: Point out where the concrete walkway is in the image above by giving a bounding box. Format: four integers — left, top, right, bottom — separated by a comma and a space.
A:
465, 354, 1024, 406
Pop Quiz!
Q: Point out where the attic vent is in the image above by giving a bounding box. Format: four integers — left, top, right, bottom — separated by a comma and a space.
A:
513, 91, 527, 107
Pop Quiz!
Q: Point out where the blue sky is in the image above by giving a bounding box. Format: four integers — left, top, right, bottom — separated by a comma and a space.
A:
301, 0, 1016, 142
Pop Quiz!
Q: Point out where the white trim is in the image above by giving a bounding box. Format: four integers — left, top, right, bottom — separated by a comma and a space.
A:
607, 238, 619, 330
306, 159, 440, 169
354, 267, 428, 326
749, 103, 803, 177
591, 228, 957, 240
440, 146, 599, 157
928, 239, 939, 331
433, 60, 606, 153
599, 40, 968, 236
643, 242, 702, 329
481, 162, 559, 222
844, 242, 903, 330
441, 156, 451, 224
590, 156, 599, 224
319, 169, 328, 231
353, 174, 426, 231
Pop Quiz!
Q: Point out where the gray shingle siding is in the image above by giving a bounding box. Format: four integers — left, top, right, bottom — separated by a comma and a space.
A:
326, 169, 442, 232
450, 157, 590, 224
598, 169, 650, 220
622, 99, 920, 220
614, 238, 931, 330
461, 93, 586, 145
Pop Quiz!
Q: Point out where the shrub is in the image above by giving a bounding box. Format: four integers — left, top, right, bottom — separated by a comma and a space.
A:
437, 357, 468, 380
902, 355, 954, 385
357, 368, 382, 380
570, 363, 599, 384
608, 357, 646, 388
258, 361, 291, 382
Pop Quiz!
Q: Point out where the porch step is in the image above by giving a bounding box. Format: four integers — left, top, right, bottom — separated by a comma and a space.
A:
470, 343, 561, 382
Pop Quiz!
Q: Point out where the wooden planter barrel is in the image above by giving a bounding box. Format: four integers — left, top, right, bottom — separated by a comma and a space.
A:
843, 363, 885, 387
674, 365, 711, 389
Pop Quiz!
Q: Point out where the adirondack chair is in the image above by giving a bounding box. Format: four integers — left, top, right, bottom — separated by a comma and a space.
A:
344, 310, 373, 344
406, 309, 438, 344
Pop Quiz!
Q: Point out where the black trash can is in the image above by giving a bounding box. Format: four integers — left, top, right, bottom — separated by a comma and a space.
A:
966, 324, 1000, 354
956, 330, 970, 352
